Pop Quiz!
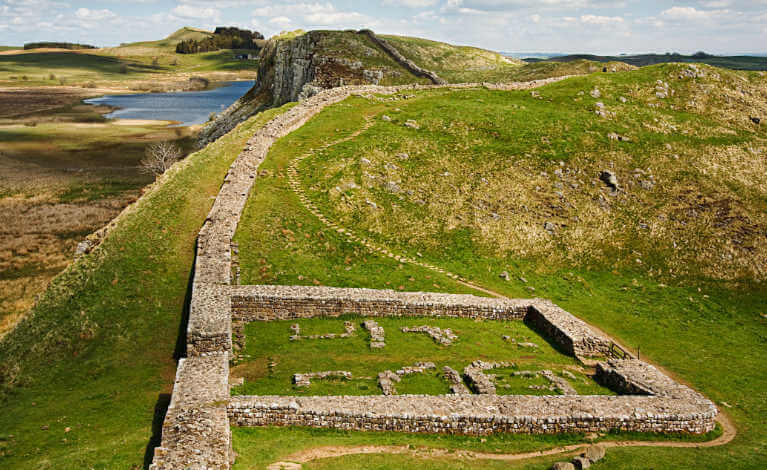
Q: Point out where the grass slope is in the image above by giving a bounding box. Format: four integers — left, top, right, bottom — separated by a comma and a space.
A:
232, 66, 766, 468
0, 28, 255, 88
380, 34, 523, 83
534, 53, 767, 71
0, 104, 295, 469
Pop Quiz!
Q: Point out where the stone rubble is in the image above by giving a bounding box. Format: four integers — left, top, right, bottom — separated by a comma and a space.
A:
401, 325, 458, 345
443, 366, 471, 394
290, 321, 355, 341
293, 371, 352, 388
379, 362, 436, 395
363, 320, 386, 348
464, 361, 512, 395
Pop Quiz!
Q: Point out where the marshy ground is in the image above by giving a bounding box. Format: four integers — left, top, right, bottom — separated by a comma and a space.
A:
0, 88, 197, 335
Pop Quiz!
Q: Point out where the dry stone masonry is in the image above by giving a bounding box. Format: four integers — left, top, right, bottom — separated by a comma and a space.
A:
151, 79, 719, 469
378, 362, 437, 395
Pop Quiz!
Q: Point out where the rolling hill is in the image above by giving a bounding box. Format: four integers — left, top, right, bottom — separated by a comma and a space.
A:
0, 27, 765, 470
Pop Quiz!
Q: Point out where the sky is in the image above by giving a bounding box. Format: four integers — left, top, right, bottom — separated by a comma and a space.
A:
1, 0, 766, 54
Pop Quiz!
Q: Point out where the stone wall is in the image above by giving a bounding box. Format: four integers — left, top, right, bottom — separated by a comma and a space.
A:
230, 285, 529, 322
357, 29, 447, 85
150, 355, 231, 470
595, 359, 703, 398
228, 393, 717, 436
525, 300, 614, 358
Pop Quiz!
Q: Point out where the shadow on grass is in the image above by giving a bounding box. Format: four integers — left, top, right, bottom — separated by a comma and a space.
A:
143, 392, 171, 469
143, 243, 197, 468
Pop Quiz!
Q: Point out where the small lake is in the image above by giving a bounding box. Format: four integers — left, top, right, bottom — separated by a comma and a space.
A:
84, 80, 254, 126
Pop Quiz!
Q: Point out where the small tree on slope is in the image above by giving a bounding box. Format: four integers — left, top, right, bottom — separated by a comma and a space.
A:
140, 141, 182, 177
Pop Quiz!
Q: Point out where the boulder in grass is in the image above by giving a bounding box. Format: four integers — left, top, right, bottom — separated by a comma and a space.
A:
552, 462, 575, 470
573, 456, 591, 469
582, 444, 606, 463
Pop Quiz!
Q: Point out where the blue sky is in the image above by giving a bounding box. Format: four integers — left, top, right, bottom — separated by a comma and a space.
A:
1, 1, 766, 54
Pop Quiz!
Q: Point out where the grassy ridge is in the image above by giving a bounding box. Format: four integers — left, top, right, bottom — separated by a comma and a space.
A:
231, 68, 766, 468
380, 34, 523, 83
0, 104, 295, 469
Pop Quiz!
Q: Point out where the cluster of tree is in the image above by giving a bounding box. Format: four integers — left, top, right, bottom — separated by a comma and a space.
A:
175, 27, 264, 54
24, 42, 96, 50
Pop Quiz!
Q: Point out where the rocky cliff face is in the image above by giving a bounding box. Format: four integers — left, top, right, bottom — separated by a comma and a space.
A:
198, 30, 432, 146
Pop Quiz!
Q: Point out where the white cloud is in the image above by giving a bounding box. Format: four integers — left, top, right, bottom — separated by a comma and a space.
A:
383, 0, 438, 7
304, 10, 366, 25
75, 8, 117, 21
251, 2, 375, 32
172, 4, 222, 22
268, 16, 292, 25
661, 6, 725, 21
580, 14, 624, 24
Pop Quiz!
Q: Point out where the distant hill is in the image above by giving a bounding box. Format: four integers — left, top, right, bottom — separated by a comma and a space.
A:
525, 52, 767, 71
502, 52, 566, 60
110, 27, 214, 53
24, 42, 96, 50
380, 34, 523, 83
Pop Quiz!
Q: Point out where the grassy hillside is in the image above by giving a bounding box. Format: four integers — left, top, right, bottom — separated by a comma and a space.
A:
531, 53, 767, 71
1, 55, 765, 469
0, 28, 256, 88
380, 34, 523, 83
506, 59, 636, 81
0, 104, 295, 469
231, 64, 766, 468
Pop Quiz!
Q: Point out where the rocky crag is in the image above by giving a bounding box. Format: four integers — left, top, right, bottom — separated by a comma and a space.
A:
198, 30, 446, 146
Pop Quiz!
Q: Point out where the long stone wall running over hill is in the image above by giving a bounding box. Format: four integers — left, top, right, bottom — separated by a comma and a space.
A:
357, 29, 447, 85
150, 78, 718, 470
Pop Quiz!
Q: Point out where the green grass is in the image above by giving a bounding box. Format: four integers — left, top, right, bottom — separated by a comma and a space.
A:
0, 26, 256, 88
231, 316, 610, 396
0, 103, 295, 469
231, 425, 723, 470
380, 34, 524, 83
233, 98, 471, 291
231, 66, 767, 468
1, 61, 764, 469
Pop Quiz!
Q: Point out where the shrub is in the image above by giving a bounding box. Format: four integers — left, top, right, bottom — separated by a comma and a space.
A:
119, 64, 128, 74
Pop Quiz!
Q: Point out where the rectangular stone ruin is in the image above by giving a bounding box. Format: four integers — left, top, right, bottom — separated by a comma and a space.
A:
151, 83, 719, 470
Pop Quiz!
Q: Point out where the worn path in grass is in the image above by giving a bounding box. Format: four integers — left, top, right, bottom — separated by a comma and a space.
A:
278, 87, 737, 467
286, 112, 502, 299
267, 413, 735, 468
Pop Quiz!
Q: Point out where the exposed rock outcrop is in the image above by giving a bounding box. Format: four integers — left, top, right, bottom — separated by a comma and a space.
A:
198, 30, 447, 146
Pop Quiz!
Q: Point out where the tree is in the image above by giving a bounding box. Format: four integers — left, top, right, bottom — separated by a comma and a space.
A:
140, 141, 182, 177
